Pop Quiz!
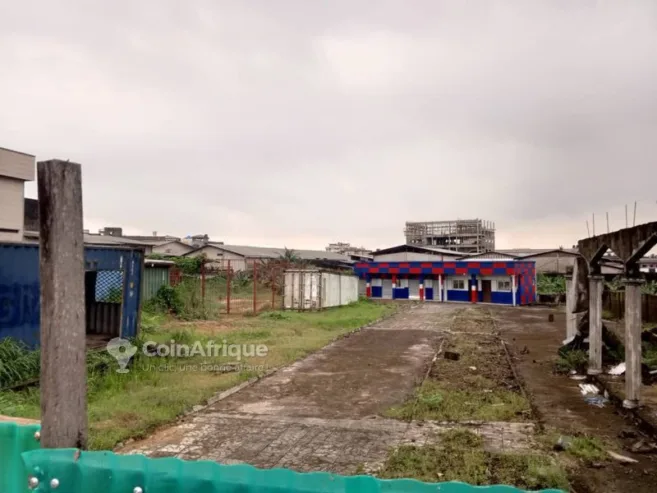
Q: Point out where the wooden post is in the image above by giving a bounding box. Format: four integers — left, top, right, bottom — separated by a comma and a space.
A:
226, 260, 231, 314
38, 160, 88, 449
200, 259, 206, 302
253, 261, 258, 313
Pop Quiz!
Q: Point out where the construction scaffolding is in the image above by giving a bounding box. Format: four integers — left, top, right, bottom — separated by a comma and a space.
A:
404, 219, 496, 254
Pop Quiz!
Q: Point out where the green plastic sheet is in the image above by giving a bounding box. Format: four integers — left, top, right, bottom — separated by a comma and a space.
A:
2, 422, 565, 493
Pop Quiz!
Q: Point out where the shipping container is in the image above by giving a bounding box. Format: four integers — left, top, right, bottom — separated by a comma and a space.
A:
283, 269, 358, 310
0, 242, 144, 347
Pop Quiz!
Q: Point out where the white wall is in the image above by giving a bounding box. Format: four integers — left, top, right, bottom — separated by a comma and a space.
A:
0, 176, 25, 242
186, 246, 247, 270
372, 252, 460, 262
152, 242, 195, 256
0, 148, 34, 181
476, 276, 513, 292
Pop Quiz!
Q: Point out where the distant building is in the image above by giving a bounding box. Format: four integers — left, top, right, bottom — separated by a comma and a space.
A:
404, 219, 495, 254
326, 242, 372, 259
0, 147, 35, 242
184, 243, 352, 271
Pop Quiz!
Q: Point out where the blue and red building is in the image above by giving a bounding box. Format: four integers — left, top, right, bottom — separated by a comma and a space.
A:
354, 260, 536, 305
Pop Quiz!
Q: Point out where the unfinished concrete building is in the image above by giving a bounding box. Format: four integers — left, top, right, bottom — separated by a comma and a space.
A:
404, 219, 495, 254
568, 221, 657, 409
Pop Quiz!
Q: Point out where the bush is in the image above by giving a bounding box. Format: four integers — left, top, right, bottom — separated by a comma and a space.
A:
554, 349, 588, 374
151, 285, 184, 315
537, 274, 566, 295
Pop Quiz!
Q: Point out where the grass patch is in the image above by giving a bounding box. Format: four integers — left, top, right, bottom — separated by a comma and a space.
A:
385, 379, 530, 422
379, 428, 569, 491
0, 300, 394, 450
539, 432, 608, 465
567, 436, 607, 463
0, 338, 41, 388
554, 350, 588, 374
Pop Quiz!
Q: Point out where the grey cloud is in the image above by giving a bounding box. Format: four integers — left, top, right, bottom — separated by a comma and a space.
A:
3, 1, 657, 249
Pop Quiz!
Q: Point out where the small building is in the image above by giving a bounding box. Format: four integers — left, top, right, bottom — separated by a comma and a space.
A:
496, 249, 579, 275
151, 240, 195, 257
354, 260, 536, 306
183, 243, 353, 271
371, 244, 463, 262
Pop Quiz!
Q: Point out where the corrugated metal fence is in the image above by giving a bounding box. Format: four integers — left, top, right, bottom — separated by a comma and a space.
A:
603, 291, 657, 323
142, 265, 172, 302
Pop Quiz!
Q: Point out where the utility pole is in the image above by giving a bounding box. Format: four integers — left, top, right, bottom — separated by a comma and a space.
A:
38, 159, 88, 449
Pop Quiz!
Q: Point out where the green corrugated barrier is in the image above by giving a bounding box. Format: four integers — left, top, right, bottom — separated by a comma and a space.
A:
2, 422, 564, 493
0, 422, 41, 493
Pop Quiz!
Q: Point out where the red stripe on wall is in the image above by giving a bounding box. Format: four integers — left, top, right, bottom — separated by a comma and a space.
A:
431, 268, 444, 274
455, 268, 467, 275
468, 262, 481, 268
506, 268, 515, 275
369, 268, 379, 273
421, 263, 433, 268
480, 268, 493, 276
409, 268, 421, 274
399, 263, 410, 268
389, 268, 399, 274
493, 262, 507, 268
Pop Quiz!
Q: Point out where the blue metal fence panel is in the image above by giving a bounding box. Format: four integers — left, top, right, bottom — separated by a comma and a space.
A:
0, 243, 144, 347
0, 244, 40, 347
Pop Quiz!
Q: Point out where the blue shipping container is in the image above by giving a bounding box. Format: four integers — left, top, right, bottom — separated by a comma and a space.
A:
0, 243, 143, 347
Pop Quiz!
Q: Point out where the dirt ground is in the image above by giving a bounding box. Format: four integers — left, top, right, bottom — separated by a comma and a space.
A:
495, 305, 657, 493
122, 303, 657, 489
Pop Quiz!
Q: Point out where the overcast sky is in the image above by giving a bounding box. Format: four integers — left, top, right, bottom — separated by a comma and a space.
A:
2, 1, 657, 250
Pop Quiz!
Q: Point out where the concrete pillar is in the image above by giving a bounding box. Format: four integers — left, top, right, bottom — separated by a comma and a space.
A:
442, 275, 447, 302
588, 275, 604, 375
419, 276, 425, 302
511, 275, 517, 307
470, 276, 478, 303
565, 275, 577, 340
623, 278, 644, 409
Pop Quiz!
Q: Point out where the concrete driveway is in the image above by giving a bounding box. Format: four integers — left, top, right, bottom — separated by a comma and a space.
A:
122, 305, 534, 473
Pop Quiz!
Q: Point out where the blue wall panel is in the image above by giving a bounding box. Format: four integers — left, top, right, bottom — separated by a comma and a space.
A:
371, 286, 382, 298
0, 245, 40, 347
393, 288, 409, 299
447, 290, 470, 302
491, 292, 513, 305
425, 287, 434, 300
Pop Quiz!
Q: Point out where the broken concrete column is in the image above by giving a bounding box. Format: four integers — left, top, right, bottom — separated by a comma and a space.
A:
623, 278, 644, 409
565, 274, 577, 340
588, 275, 604, 375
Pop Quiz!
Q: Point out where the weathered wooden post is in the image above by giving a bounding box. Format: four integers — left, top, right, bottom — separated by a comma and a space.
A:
38, 159, 88, 449
226, 260, 231, 314
252, 260, 258, 313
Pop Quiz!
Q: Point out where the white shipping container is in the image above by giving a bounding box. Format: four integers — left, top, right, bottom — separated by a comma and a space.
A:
284, 269, 359, 310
